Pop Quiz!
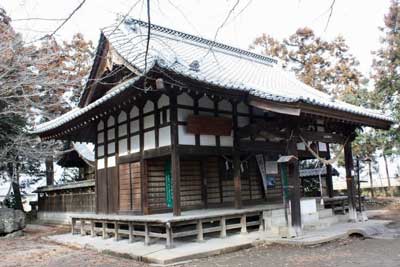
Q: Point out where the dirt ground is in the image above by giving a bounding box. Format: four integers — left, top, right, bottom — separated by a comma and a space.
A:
1, 198, 400, 267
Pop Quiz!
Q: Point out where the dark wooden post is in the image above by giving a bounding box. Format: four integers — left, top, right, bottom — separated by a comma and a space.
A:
232, 101, 242, 209
287, 135, 302, 234
170, 88, 181, 216
344, 139, 357, 221
326, 144, 334, 198
233, 153, 242, 209
171, 151, 181, 216
200, 159, 208, 209
45, 156, 54, 186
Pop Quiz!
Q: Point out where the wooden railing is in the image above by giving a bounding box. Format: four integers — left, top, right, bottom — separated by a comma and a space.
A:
70, 207, 275, 248
38, 193, 95, 213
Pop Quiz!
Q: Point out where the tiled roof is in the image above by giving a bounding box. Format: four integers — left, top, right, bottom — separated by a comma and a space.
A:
104, 18, 392, 121
33, 18, 392, 134
32, 76, 141, 134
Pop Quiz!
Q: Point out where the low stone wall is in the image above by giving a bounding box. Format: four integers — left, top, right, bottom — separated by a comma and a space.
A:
336, 186, 400, 197
361, 186, 400, 197
37, 211, 95, 225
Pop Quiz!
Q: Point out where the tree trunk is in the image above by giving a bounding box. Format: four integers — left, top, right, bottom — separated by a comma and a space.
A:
368, 161, 375, 198
383, 154, 391, 188
9, 162, 23, 211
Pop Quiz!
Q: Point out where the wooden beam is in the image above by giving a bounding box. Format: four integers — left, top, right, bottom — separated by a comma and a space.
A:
287, 134, 302, 235
118, 146, 171, 163
247, 95, 392, 130
344, 139, 357, 221
299, 130, 346, 144
239, 140, 286, 153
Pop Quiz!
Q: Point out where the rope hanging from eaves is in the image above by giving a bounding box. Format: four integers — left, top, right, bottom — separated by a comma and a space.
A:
298, 134, 351, 166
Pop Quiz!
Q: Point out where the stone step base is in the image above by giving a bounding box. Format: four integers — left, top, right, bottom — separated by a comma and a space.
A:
303, 216, 339, 231
264, 208, 339, 237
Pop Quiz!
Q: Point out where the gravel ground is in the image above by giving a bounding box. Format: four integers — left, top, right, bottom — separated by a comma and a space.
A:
1, 199, 400, 267
0, 224, 145, 267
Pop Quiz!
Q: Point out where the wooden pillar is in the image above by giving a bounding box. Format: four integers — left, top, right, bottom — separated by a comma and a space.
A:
233, 153, 242, 209
141, 159, 149, 215
287, 136, 302, 235
232, 102, 242, 209
200, 159, 208, 209
170, 89, 181, 216
344, 139, 357, 221
45, 156, 54, 186
326, 144, 334, 198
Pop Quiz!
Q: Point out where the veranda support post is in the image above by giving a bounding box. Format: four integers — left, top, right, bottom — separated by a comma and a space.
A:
344, 139, 357, 221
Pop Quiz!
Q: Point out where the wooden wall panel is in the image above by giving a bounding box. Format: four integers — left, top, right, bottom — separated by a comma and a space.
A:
222, 180, 235, 203
39, 192, 95, 213
148, 159, 168, 211
180, 160, 202, 208
147, 158, 204, 212
107, 166, 118, 213
119, 162, 142, 212
119, 163, 131, 211
206, 157, 221, 204
96, 168, 108, 213
248, 160, 282, 203
265, 174, 282, 203
144, 155, 281, 214
241, 179, 251, 201
131, 162, 142, 211
248, 160, 264, 200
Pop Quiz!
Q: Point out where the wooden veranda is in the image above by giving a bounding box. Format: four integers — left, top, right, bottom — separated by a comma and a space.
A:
71, 204, 283, 248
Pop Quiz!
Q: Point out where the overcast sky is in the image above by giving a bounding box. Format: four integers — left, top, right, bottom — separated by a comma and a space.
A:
1, 0, 393, 76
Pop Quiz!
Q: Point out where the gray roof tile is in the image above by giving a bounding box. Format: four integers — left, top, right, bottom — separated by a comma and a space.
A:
33, 18, 392, 134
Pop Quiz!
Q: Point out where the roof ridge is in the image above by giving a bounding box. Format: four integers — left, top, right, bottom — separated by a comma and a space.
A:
123, 17, 278, 65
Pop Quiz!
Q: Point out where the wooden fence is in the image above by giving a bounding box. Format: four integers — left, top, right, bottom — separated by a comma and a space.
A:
38, 192, 95, 213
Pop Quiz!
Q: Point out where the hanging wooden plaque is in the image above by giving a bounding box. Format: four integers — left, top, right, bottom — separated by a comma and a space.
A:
186, 115, 232, 136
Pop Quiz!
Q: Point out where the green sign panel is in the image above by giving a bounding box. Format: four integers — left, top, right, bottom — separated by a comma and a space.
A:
164, 159, 173, 208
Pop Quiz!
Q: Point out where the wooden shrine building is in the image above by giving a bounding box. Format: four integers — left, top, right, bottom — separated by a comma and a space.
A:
33, 18, 392, 243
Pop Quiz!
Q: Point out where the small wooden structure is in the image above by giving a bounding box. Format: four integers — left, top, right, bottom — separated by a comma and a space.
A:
299, 166, 339, 197
36, 180, 95, 214
56, 142, 95, 181
32, 18, 392, 243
